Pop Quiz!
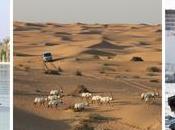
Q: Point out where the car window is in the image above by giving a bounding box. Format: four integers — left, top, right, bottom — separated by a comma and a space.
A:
44, 53, 51, 57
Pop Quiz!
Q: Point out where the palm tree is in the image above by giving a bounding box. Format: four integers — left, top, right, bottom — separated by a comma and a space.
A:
0, 37, 10, 62
2, 38, 10, 44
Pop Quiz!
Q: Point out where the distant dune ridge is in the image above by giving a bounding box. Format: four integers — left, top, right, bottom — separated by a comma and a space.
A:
14, 22, 161, 130
88, 40, 130, 49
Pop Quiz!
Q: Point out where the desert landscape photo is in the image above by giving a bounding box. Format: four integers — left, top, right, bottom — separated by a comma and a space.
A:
14, 1, 162, 130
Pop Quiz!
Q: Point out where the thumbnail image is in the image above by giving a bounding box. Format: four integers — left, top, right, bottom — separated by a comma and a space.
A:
0, 0, 10, 62
165, 9, 175, 130
14, 1, 161, 130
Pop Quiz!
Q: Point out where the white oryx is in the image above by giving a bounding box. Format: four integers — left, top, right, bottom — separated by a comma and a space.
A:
50, 87, 64, 95
141, 91, 159, 103
47, 95, 61, 101
81, 92, 92, 101
74, 102, 89, 111
47, 99, 63, 108
91, 95, 102, 104
99, 96, 113, 104
33, 97, 47, 106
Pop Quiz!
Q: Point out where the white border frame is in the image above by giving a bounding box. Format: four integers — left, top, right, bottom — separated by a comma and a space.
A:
10, 0, 13, 129
162, 0, 165, 129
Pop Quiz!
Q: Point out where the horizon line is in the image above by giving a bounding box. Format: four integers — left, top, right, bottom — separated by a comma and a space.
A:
14, 20, 161, 25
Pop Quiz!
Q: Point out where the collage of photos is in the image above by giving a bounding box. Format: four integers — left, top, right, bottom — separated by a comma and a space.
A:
1, 0, 175, 130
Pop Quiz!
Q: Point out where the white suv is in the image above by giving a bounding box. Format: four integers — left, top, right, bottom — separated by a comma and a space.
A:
42, 52, 53, 62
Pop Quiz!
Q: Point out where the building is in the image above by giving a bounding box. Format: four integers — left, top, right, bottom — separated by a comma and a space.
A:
166, 10, 175, 31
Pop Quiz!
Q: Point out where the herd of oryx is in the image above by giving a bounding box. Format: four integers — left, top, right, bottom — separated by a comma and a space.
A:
34, 88, 64, 108
33, 87, 160, 112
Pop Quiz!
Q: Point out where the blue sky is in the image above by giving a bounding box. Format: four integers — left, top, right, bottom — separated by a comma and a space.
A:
0, 0, 10, 41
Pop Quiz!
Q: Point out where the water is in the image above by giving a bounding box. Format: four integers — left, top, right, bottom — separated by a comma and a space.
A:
165, 83, 175, 130
165, 29, 175, 129
166, 31, 175, 64
0, 64, 10, 130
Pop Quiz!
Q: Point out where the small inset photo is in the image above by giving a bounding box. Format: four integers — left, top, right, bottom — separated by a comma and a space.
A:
165, 9, 175, 130
0, 64, 10, 130
0, 0, 10, 63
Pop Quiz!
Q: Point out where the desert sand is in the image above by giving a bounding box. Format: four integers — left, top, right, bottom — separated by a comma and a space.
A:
14, 22, 162, 130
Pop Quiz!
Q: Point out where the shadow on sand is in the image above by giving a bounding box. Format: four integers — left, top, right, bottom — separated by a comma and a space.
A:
14, 107, 71, 130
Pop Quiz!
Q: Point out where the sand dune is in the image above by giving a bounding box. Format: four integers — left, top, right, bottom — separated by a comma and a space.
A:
82, 49, 116, 56
14, 22, 162, 130
88, 40, 130, 49
14, 107, 70, 130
